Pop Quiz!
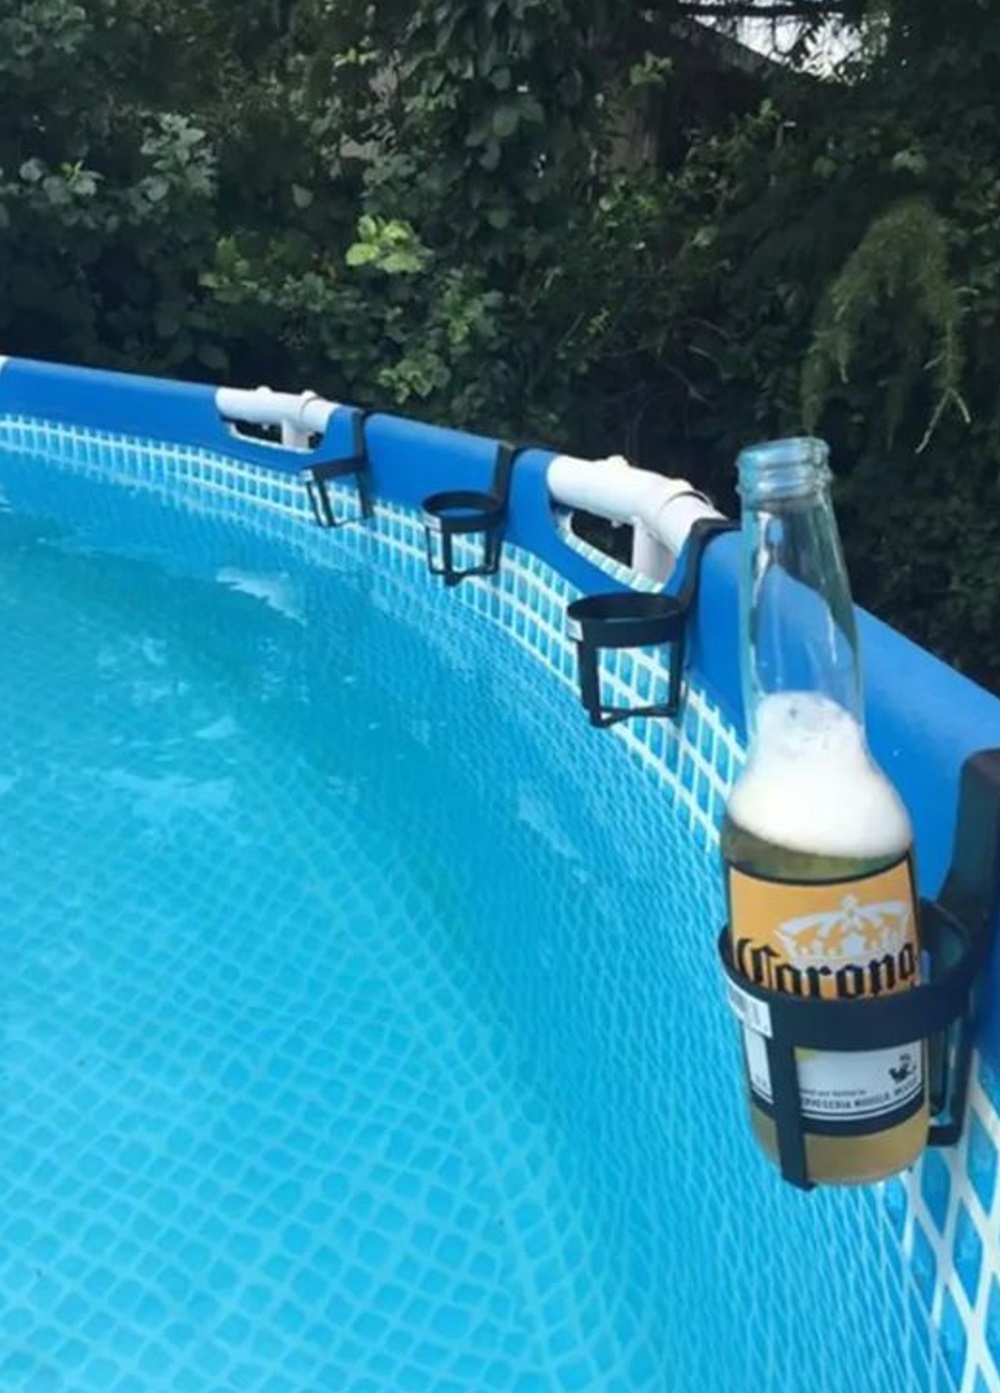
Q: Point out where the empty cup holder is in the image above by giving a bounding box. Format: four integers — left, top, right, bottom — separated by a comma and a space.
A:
567, 592, 687, 726
567, 517, 737, 727
302, 408, 373, 528
422, 489, 507, 587
421, 442, 526, 587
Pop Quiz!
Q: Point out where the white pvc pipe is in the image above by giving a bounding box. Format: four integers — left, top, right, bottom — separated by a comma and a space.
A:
215, 386, 338, 437
547, 452, 722, 579
630, 523, 671, 582
280, 421, 312, 450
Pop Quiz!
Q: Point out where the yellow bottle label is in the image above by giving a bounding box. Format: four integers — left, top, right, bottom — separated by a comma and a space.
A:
727, 856, 924, 1132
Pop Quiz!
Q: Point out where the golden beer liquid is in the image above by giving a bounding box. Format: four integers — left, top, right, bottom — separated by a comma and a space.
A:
722, 815, 928, 1186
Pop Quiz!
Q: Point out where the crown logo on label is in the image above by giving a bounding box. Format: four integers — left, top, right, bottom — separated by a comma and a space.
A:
777, 895, 912, 969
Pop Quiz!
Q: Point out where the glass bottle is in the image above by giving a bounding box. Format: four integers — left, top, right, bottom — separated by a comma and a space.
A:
721, 437, 927, 1185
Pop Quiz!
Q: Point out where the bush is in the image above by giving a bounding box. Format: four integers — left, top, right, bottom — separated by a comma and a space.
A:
1, 0, 998, 691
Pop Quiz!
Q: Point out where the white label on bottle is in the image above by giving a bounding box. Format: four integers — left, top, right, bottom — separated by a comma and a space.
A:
744, 1029, 924, 1123
726, 978, 773, 1038
729, 854, 924, 1134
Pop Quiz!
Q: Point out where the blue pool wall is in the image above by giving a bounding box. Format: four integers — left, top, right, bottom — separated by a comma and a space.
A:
4, 354, 1000, 1393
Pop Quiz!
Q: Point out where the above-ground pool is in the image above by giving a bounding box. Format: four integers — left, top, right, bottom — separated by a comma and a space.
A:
1, 359, 1000, 1393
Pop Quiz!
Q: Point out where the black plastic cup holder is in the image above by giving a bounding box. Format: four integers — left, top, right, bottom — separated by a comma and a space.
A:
422, 489, 506, 585
422, 442, 524, 587
718, 748, 1000, 1191
567, 592, 686, 726
567, 516, 737, 727
302, 407, 373, 528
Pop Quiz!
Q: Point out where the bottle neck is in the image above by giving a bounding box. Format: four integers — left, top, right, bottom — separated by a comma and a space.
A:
728, 439, 912, 865
738, 439, 863, 739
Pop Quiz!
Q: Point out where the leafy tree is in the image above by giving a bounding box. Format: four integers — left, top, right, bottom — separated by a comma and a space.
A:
1, 0, 998, 689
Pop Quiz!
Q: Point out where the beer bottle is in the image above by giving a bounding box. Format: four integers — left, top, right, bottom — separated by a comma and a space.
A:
721, 437, 927, 1184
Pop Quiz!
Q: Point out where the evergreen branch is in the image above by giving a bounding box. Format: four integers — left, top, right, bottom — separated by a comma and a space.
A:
802, 199, 969, 448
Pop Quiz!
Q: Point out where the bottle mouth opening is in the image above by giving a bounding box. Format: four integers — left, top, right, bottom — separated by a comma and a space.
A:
737, 437, 831, 501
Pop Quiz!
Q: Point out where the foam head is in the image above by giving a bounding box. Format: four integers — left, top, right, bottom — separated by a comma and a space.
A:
727, 692, 912, 860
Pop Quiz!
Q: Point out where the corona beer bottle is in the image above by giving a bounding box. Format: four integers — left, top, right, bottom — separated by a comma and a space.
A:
721, 437, 927, 1184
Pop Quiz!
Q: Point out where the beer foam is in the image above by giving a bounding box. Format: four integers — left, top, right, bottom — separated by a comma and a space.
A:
727, 692, 911, 859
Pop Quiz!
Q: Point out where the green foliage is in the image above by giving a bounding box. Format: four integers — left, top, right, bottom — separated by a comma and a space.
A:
802, 199, 969, 448
345, 217, 431, 275
2, 0, 1000, 690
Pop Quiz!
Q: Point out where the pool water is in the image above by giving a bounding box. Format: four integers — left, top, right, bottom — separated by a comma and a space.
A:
0, 449, 924, 1392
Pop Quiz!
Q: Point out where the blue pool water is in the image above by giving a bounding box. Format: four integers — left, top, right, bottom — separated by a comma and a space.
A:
0, 448, 927, 1391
